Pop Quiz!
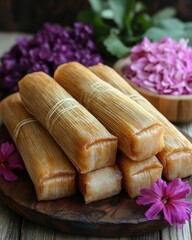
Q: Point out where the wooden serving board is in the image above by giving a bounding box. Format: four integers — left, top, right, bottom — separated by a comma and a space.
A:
0, 124, 190, 237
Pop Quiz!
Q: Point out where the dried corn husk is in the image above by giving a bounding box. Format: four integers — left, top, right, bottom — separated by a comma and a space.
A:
54, 62, 164, 161
0, 93, 76, 201
89, 64, 192, 180
78, 165, 122, 204
117, 153, 163, 198
19, 72, 117, 174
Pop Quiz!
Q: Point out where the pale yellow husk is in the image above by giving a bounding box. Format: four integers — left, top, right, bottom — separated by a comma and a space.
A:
54, 62, 164, 161
117, 153, 163, 198
89, 63, 192, 180
19, 72, 117, 174
0, 93, 76, 201
78, 165, 122, 204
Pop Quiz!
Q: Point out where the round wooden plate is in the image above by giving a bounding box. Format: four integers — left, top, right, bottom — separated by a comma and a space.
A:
0, 124, 191, 237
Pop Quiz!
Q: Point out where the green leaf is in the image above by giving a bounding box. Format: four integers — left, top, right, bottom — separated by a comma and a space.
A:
134, 2, 146, 13
108, 0, 134, 29
89, 0, 106, 14
145, 27, 186, 42
187, 36, 192, 46
136, 13, 152, 30
152, 7, 176, 23
156, 18, 184, 30
101, 9, 114, 19
103, 31, 130, 58
181, 31, 192, 44
184, 22, 192, 30
145, 27, 167, 41
108, 0, 125, 28
93, 16, 110, 36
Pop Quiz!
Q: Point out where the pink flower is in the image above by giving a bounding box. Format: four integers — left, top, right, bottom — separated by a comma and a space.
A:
0, 142, 25, 181
136, 178, 191, 228
123, 37, 192, 95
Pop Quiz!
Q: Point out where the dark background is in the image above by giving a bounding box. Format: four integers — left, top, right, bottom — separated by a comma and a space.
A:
0, 0, 192, 33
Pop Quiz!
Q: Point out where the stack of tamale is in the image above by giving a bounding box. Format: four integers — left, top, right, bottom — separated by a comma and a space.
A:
88, 64, 192, 180
0, 61, 191, 203
54, 62, 164, 161
18, 72, 122, 203
54, 62, 166, 198
0, 93, 76, 201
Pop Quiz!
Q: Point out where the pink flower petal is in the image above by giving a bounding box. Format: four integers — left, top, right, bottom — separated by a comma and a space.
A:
145, 202, 164, 220
162, 204, 175, 225
147, 54, 157, 63
144, 63, 154, 71
152, 178, 167, 196
166, 179, 191, 200
0, 153, 3, 164
0, 141, 25, 181
0, 166, 5, 174
8, 153, 25, 169
136, 188, 161, 206
0, 168, 18, 181
136, 178, 191, 228
170, 201, 192, 221
163, 200, 191, 227
1, 142, 14, 157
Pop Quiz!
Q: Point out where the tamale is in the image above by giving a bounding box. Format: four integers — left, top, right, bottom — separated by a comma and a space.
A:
0, 93, 76, 201
54, 62, 164, 161
19, 72, 118, 174
117, 153, 163, 198
78, 165, 122, 204
89, 63, 192, 180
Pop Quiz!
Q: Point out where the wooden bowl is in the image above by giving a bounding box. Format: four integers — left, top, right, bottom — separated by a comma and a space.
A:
114, 58, 192, 123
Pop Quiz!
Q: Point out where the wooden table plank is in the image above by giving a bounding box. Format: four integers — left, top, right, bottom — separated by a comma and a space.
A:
0, 200, 22, 240
21, 219, 56, 240
120, 232, 160, 240
161, 223, 192, 240
20, 218, 161, 240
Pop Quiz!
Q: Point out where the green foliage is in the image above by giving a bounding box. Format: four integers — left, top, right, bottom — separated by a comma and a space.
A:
78, 0, 192, 60
103, 31, 130, 58
152, 7, 176, 23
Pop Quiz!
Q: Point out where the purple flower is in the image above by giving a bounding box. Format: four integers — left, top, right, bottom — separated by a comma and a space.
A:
0, 142, 25, 181
136, 178, 191, 228
0, 22, 103, 94
123, 37, 192, 95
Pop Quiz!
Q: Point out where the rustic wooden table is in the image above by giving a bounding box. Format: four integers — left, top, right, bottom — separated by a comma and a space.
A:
0, 32, 191, 240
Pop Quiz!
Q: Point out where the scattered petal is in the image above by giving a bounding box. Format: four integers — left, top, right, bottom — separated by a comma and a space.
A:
123, 37, 192, 95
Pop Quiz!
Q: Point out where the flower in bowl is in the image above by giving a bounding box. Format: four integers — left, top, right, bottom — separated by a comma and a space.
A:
114, 37, 192, 122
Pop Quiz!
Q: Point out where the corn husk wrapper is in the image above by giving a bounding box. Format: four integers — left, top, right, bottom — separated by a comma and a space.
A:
89, 64, 192, 180
117, 153, 163, 198
78, 165, 122, 204
54, 62, 164, 161
0, 93, 76, 201
19, 72, 117, 174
